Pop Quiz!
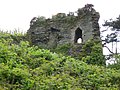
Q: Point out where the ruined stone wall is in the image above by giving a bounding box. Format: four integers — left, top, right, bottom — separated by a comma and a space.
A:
27, 4, 100, 49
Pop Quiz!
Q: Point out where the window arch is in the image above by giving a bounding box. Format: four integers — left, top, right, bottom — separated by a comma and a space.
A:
74, 28, 83, 43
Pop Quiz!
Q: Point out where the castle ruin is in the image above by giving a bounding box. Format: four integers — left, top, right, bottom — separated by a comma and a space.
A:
27, 4, 100, 49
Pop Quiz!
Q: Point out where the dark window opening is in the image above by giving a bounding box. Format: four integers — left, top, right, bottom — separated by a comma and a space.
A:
31, 32, 35, 34
48, 27, 60, 32
74, 28, 83, 43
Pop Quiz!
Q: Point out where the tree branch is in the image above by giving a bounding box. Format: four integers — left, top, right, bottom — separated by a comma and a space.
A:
103, 45, 114, 54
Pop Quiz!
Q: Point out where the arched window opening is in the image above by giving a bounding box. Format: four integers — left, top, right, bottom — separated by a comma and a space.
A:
74, 28, 83, 43
77, 38, 82, 43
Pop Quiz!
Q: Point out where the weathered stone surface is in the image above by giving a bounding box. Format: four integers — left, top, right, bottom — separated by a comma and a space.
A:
27, 4, 100, 49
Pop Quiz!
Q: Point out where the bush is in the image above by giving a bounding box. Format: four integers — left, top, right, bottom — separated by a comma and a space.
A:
80, 39, 105, 66
0, 33, 120, 89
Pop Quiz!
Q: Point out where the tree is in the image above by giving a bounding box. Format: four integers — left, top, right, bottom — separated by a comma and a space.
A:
102, 15, 120, 67
103, 15, 120, 30
105, 33, 117, 53
102, 15, 120, 55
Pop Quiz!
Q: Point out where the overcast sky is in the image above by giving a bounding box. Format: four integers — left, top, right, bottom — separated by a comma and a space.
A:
0, 0, 119, 32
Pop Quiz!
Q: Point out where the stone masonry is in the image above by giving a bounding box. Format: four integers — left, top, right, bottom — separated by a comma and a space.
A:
27, 4, 100, 49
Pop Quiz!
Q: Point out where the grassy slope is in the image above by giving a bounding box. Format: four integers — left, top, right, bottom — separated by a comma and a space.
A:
0, 32, 120, 90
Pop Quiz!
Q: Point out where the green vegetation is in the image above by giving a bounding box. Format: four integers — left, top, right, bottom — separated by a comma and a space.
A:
0, 32, 120, 90
0, 31, 27, 44
53, 39, 105, 66
30, 13, 78, 29
80, 39, 105, 66
30, 16, 46, 29
52, 43, 72, 55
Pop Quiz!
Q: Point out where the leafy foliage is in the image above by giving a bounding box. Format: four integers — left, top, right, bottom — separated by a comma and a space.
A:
78, 39, 105, 66
103, 15, 120, 30
52, 43, 72, 55
107, 54, 120, 69
0, 32, 120, 89
30, 16, 46, 28
53, 39, 105, 66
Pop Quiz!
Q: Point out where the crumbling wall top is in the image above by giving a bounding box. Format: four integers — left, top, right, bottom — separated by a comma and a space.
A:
27, 4, 100, 48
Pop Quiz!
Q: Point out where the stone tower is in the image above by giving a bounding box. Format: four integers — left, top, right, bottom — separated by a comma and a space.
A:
27, 4, 100, 49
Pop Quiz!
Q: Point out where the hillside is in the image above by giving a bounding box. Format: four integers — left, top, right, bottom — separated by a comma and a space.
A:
0, 32, 120, 90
